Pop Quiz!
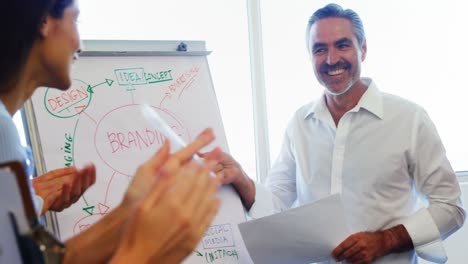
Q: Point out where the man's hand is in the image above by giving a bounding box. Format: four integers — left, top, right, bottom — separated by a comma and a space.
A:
201, 151, 243, 185
332, 225, 413, 264
32, 164, 96, 214
332, 231, 389, 264
200, 150, 256, 210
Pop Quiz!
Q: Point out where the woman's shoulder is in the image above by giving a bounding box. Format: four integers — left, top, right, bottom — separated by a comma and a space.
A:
0, 104, 26, 163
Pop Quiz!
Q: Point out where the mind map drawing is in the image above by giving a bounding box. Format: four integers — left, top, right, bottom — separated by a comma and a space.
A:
31, 56, 251, 263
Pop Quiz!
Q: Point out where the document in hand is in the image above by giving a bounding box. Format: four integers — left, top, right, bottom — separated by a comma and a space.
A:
238, 193, 352, 264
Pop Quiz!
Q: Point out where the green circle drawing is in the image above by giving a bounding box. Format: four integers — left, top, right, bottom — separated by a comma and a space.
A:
43, 79, 93, 118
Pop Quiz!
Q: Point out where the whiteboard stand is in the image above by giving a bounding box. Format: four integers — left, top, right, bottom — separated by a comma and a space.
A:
22, 40, 253, 264
23, 40, 216, 238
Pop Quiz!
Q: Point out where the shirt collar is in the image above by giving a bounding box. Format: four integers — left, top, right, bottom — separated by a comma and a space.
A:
304, 78, 384, 120
304, 93, 328, 119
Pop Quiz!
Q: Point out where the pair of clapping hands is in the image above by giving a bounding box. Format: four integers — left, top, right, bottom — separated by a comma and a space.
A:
35, 128, 223, 263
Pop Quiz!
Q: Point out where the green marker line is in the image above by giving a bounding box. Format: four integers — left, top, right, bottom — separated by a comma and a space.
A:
71, 118, 79, 168
82, 195, 89, 206
148, 78, 173, 84
91, 78, 114, 89
70, 118, 89, 207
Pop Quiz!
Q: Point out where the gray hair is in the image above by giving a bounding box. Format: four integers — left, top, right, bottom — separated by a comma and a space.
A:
306, 3, 366, 53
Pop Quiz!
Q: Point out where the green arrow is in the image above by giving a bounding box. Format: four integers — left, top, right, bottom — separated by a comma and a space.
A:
195, 251, 203, 257
92, 78, 114, 88
105, 78, 114, 86
88, 78, 115, 94
83, 206, 95, 215
87, 84, 94, 94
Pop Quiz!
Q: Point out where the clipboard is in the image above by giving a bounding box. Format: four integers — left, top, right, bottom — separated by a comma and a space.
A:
0, 161, 65, 264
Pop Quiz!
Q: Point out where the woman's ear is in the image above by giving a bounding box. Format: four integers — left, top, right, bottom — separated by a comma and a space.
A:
40, 16, 52, 38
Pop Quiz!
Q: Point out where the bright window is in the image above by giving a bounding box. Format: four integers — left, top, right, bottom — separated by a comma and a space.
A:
261, 0, 468, 172
77, 0, 257, 178
13, 0, 467, 179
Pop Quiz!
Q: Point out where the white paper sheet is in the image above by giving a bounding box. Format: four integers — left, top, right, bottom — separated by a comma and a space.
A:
238, 193, 352, 264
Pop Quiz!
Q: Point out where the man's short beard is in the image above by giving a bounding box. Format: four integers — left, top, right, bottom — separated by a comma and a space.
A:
324, 82, 353, 96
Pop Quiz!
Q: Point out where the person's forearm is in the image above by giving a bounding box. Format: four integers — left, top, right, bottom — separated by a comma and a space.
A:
110, 244, 187, 264
232, 169, 256, 210
64, 203, 130, 264
381, 224, 414, 254
109, 243, 152, 264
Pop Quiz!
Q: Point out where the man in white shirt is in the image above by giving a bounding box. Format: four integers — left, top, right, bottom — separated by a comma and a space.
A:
211, 3, 466, 263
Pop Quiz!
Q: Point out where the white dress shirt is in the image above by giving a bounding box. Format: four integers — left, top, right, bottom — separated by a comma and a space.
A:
249, 78, 465, 263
